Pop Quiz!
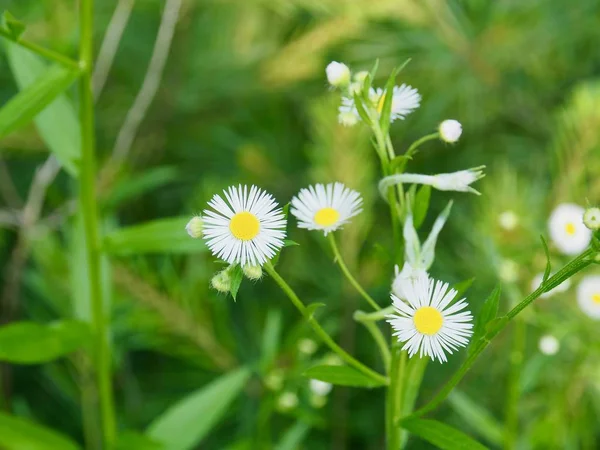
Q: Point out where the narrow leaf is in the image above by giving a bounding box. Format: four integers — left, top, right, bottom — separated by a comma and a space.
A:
260, 309, 282, 371
353, 93, 371, 125
379, 66, 401, 133
103, 167, 179, 210
469, 285, 501, 354
448, 391, 503, 446
412, 185, 431, 229
0, 320, 90, 364
303, 365, 385, 388
147, 368, 251, 450
283, 239, 299, 247
274, 421, 311, 450
401, 418, 489, 450
2, 11, 26, 38
103, 217, 206, 255
5, 43, 81, 176
115, 432, 164, 450
306, 302, 325, 319
0, 411, 81, 450
540, 235, 551, 282
453, 277, 476, 299
229, 265, 243, 301
0, 64, 78, 139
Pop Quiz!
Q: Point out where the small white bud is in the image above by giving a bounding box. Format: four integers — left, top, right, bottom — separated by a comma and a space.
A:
242, 265, 263, 280
538, 335, 560, 355
210, 269, 231, 293
185, 216, 203, 238
499, 259, 519, 283
309, 379, 332, 397
353, 71, 369, 83
439, 120, 462, 143
325, 61, 350, 88
348, 81, 363, 96
583, 207, 600, 231
277, 391, 298, 411
297, 338, 317, 355
498, 210, 519, 231
338, 111, 358, 127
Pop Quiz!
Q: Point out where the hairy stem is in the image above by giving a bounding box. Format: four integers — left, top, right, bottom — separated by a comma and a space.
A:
264, 263, 387, 385
79, 0, 116, 445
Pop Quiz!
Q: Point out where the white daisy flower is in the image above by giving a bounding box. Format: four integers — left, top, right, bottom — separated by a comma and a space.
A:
387, 272, 473, 363
371, 85, 421, 121
439, 120, 462, 143
530, 272, 571, 298
378, 167, 485, 198
326, 61, 350, 88
538, 335, 560, 355
548, 203, 591, 255
290, 182, 362, 236
202, 185, 286, 266
577, 275, 600, 319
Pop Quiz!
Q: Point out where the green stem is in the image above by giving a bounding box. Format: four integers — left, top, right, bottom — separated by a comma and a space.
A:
354, 306, 394, 322
405, 133, 439, 160
0, 28, 80, 70
504, 316, 525, 450
264, 262, 387, 386
362, 321, 391, 372
386, 347, 407, 449
406, 248, 595, 420
328, 233, 380, 311
78, 0, 116, 446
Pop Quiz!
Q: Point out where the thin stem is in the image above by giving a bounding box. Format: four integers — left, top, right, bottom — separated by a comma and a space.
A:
504, 316, 525, 450
78, 0, 116, 446
362, 321, 391, 372
404, 133, 439, 160
406, 248, 595, 420
264, 263, 387, 386
328, 233, 380, 311
0, 28, 80, 70
354, 306, 394, 322
386, 347, 406, 449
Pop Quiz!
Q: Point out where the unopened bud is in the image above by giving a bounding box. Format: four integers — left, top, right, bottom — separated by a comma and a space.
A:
185, 216, 203, 238
211, 269, 231, 293
439, 119, 462, 143
583, 207, 600, 231
326, 61, 350, 88
242, 265, 263, 280
353, 71, 369, 83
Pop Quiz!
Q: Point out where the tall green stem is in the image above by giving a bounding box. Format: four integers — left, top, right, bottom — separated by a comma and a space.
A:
328, 233, 380, 311
406, 248, 595, 420
79, 0, 116, 446
504, 316, 525, 449
264, 263, 387, 385
386, 347, 406, 449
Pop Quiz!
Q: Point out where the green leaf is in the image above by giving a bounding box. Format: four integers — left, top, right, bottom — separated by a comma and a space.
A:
0, 412, 81, 450
0, 64, 78, 139
448, 391, 503, 446
412, 185, 431, 229
115, 432, 164, 450
2, 11, 26, 39
540, 235, 551, 282
147, 367, 251, 450
229, 265, 243, 300
303, 364, 385, 388
484, 316, 508, 340
103, 217, 206, 255
5, 43, 81, 176
453, 277, 476, 298
0, 320, 90, 364
274, 421, 311, 450
352, 92, 371, 125
401, 418, 489, 450
306, 302, 325, 319
260, 309, 282, 371
379, 66, 401, 133
469, 285, 501, 354
283, 239, 299, 247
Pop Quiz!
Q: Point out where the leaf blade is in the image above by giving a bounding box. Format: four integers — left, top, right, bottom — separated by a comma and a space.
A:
401, 418, 489, 450
303, 364, 385, 388
0, 411, 81, 450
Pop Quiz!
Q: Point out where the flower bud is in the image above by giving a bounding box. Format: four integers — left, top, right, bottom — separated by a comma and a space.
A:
498, 210, 519, 231
538, 335, 559, 355
338, 110, 358, 127
276, 391, 298, 411
325, 61, 350, 88
210, 269, 231, 293
353, 71, 369, 83
297, 338, 317, 355
310, 379, 332, 397
439, 119, 462, 143
185, 216, 203, 238
583, 207, 600, 231
242, 264, 263, 280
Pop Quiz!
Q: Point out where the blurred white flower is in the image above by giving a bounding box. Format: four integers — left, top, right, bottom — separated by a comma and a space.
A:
264, 369, 284, 391
538, 335, 560, 355
310, 379, 332, 397
371, 85, 421, 122
583, 207, 600, 231
338, 107, 359, 127
202, 185, 286, 266
499, 259, 519, 283
439, 120, 462, 143
498, 210, 519, 231
548, 203, 591, 255
353, 71, 369, 83
530, 272, 571, 298
277, 391, 298, 411
392, 263, 429, 300
297, 338, 317, 355
326, 61, 350, 87
379, 167, 485, 198
577, 275, 600, 319
185, 216, 203, 238
387, 272, 473, 363
290, 182, 362, 236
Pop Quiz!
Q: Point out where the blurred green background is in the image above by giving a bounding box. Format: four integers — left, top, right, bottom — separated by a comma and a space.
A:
1, 0, 600, 448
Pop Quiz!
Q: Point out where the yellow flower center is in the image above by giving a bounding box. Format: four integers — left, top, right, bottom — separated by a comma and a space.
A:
314, 207, 340, 227
376, 93, 386, 114
592, 293, 600, 304
564, 222, 576, 235
413, 306, 443, 335
229, 212, 260, 241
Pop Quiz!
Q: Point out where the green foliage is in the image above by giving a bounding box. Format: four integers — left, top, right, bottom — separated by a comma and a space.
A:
0, 412, 81, 450
303, 364, 386, 388
401, 418, 489, 450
